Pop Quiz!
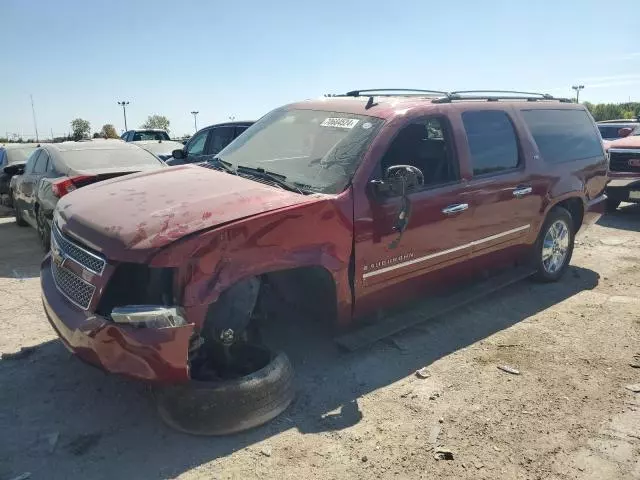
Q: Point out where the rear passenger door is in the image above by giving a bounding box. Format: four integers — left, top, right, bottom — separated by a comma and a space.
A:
24, 149, 50, 220
460, 109, 543, 257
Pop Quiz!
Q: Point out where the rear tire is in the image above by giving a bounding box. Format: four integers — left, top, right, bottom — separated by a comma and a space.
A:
36, 207, 51, 252
153, 349, 294, 436
533, 206, 574, 283
14, 195, 27, 227
606, 198, 621, 212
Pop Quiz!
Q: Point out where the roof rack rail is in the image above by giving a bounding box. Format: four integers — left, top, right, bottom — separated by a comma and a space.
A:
433, 90, 571, 103
326, 88, 450, 98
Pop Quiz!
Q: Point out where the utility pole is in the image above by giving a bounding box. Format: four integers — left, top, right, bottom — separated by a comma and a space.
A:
118, 101, 130, 131
191, 111, 199, 132
572, 85, 584, 103
30, 94, 39, 142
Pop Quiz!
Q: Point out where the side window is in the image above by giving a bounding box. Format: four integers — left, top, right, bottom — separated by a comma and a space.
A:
46, 156, 57, 174
24, 150, 41, 174
462, 110, 520, 176
521, 109, 603, 163
234, 126, 249, 138
380, 117, 458, 188
33, 151, 48, 174
186, 129, 208, 157
208, 127, 235, 155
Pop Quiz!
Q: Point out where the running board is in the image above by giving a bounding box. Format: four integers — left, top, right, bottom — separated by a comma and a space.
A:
335, 266, 536, 352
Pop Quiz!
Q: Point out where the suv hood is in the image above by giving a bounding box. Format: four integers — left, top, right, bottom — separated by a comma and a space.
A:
56, 165, 317, 260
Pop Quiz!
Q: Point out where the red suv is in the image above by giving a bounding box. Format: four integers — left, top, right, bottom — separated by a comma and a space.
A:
603, 124, 640, 210
41, 89, 608, 385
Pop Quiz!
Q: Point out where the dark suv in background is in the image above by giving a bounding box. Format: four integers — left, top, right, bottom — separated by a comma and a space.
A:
166, 121, 253, 166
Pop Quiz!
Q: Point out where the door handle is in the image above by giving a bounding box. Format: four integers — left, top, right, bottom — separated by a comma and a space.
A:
442, 203, 469, 215
513, 186, 532, 197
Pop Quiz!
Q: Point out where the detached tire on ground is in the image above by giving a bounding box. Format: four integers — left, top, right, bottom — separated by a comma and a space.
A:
533, 206, 575, 283
153, 350, 295, 436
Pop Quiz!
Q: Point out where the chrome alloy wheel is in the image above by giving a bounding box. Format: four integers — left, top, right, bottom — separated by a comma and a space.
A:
541, 219, 570, 274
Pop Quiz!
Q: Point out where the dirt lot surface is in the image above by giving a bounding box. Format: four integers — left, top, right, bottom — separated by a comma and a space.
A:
1, 206, 639, 480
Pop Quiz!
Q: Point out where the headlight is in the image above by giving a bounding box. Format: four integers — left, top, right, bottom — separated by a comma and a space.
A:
111, 305, 187, 329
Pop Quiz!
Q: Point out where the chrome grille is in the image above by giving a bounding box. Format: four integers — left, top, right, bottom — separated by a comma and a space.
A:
609, 149, 640, 173
52, 224, 106, 275
51, 260, 96, 310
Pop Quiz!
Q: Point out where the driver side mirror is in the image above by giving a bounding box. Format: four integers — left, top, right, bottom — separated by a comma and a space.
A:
3, 164, 25, 175
370, 165, 425, 249
172, 148, 185, 160
369, 165, 425, 198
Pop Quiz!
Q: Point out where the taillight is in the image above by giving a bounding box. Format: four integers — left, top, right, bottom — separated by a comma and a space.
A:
51, 175, 96, 198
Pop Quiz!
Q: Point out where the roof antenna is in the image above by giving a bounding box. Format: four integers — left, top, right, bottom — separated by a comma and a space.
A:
365, 96, 377, 110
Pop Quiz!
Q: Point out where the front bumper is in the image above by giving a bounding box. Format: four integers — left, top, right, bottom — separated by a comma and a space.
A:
41, 255, 193, 383
606, 173, 640, 202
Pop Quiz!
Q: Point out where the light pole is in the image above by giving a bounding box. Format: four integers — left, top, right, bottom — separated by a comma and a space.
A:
572, 85, 584, 103
118, 101, 130, 131
191, 111, 199, 132
30, 94, 39, 142
228, 115, 236, 121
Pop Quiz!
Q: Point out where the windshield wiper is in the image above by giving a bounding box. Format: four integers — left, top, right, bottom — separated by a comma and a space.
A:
236, 165, 304, 194
203, 156, 237, 174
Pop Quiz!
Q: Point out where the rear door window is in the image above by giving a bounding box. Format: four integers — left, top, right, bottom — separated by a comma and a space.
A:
462, 110, 520, 176
207, 127, 235, 155
521, 109, 603, 163
234, 125, 250, 138
33, 151, 49, 174
25, 150, 42, 174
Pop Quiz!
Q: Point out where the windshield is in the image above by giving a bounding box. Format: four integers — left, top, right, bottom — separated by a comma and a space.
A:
215, 108, 384, 194
132, 131, 170, 141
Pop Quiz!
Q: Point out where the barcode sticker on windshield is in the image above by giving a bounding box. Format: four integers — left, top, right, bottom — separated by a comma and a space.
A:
321, 118, 359, 129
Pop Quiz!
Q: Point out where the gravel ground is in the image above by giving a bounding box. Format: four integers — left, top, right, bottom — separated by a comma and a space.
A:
0, 206, 639, 480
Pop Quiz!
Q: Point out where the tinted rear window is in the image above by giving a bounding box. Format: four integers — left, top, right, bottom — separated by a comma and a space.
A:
462, 110, 520, 175
60, 147, 163, 171
522, 109, 603, 163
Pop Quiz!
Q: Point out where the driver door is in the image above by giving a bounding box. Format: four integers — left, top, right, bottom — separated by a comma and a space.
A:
353, 116, 476, 313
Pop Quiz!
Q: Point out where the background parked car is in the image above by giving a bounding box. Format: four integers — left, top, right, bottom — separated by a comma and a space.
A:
120, 129, 183, 161
11, 139, 166, 250
121, 129, 171, 142
597, 119, 640, 141
166, 121, 253, 166
604, 125, 640, 210
0, 143, 38, 207
133, 139, 186, 161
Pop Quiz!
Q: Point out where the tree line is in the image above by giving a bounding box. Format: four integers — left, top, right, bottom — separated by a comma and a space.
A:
70, 115, 171, 140
583, 102, 640, 122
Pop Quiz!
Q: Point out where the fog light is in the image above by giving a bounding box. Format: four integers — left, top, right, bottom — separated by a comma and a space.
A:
111, 305, 187, 329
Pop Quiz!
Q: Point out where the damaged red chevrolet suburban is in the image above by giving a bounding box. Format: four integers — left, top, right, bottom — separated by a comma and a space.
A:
41, 90, 608, 389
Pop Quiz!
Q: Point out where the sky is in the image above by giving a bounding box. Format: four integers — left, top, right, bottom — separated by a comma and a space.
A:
1, 0, 639, 140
